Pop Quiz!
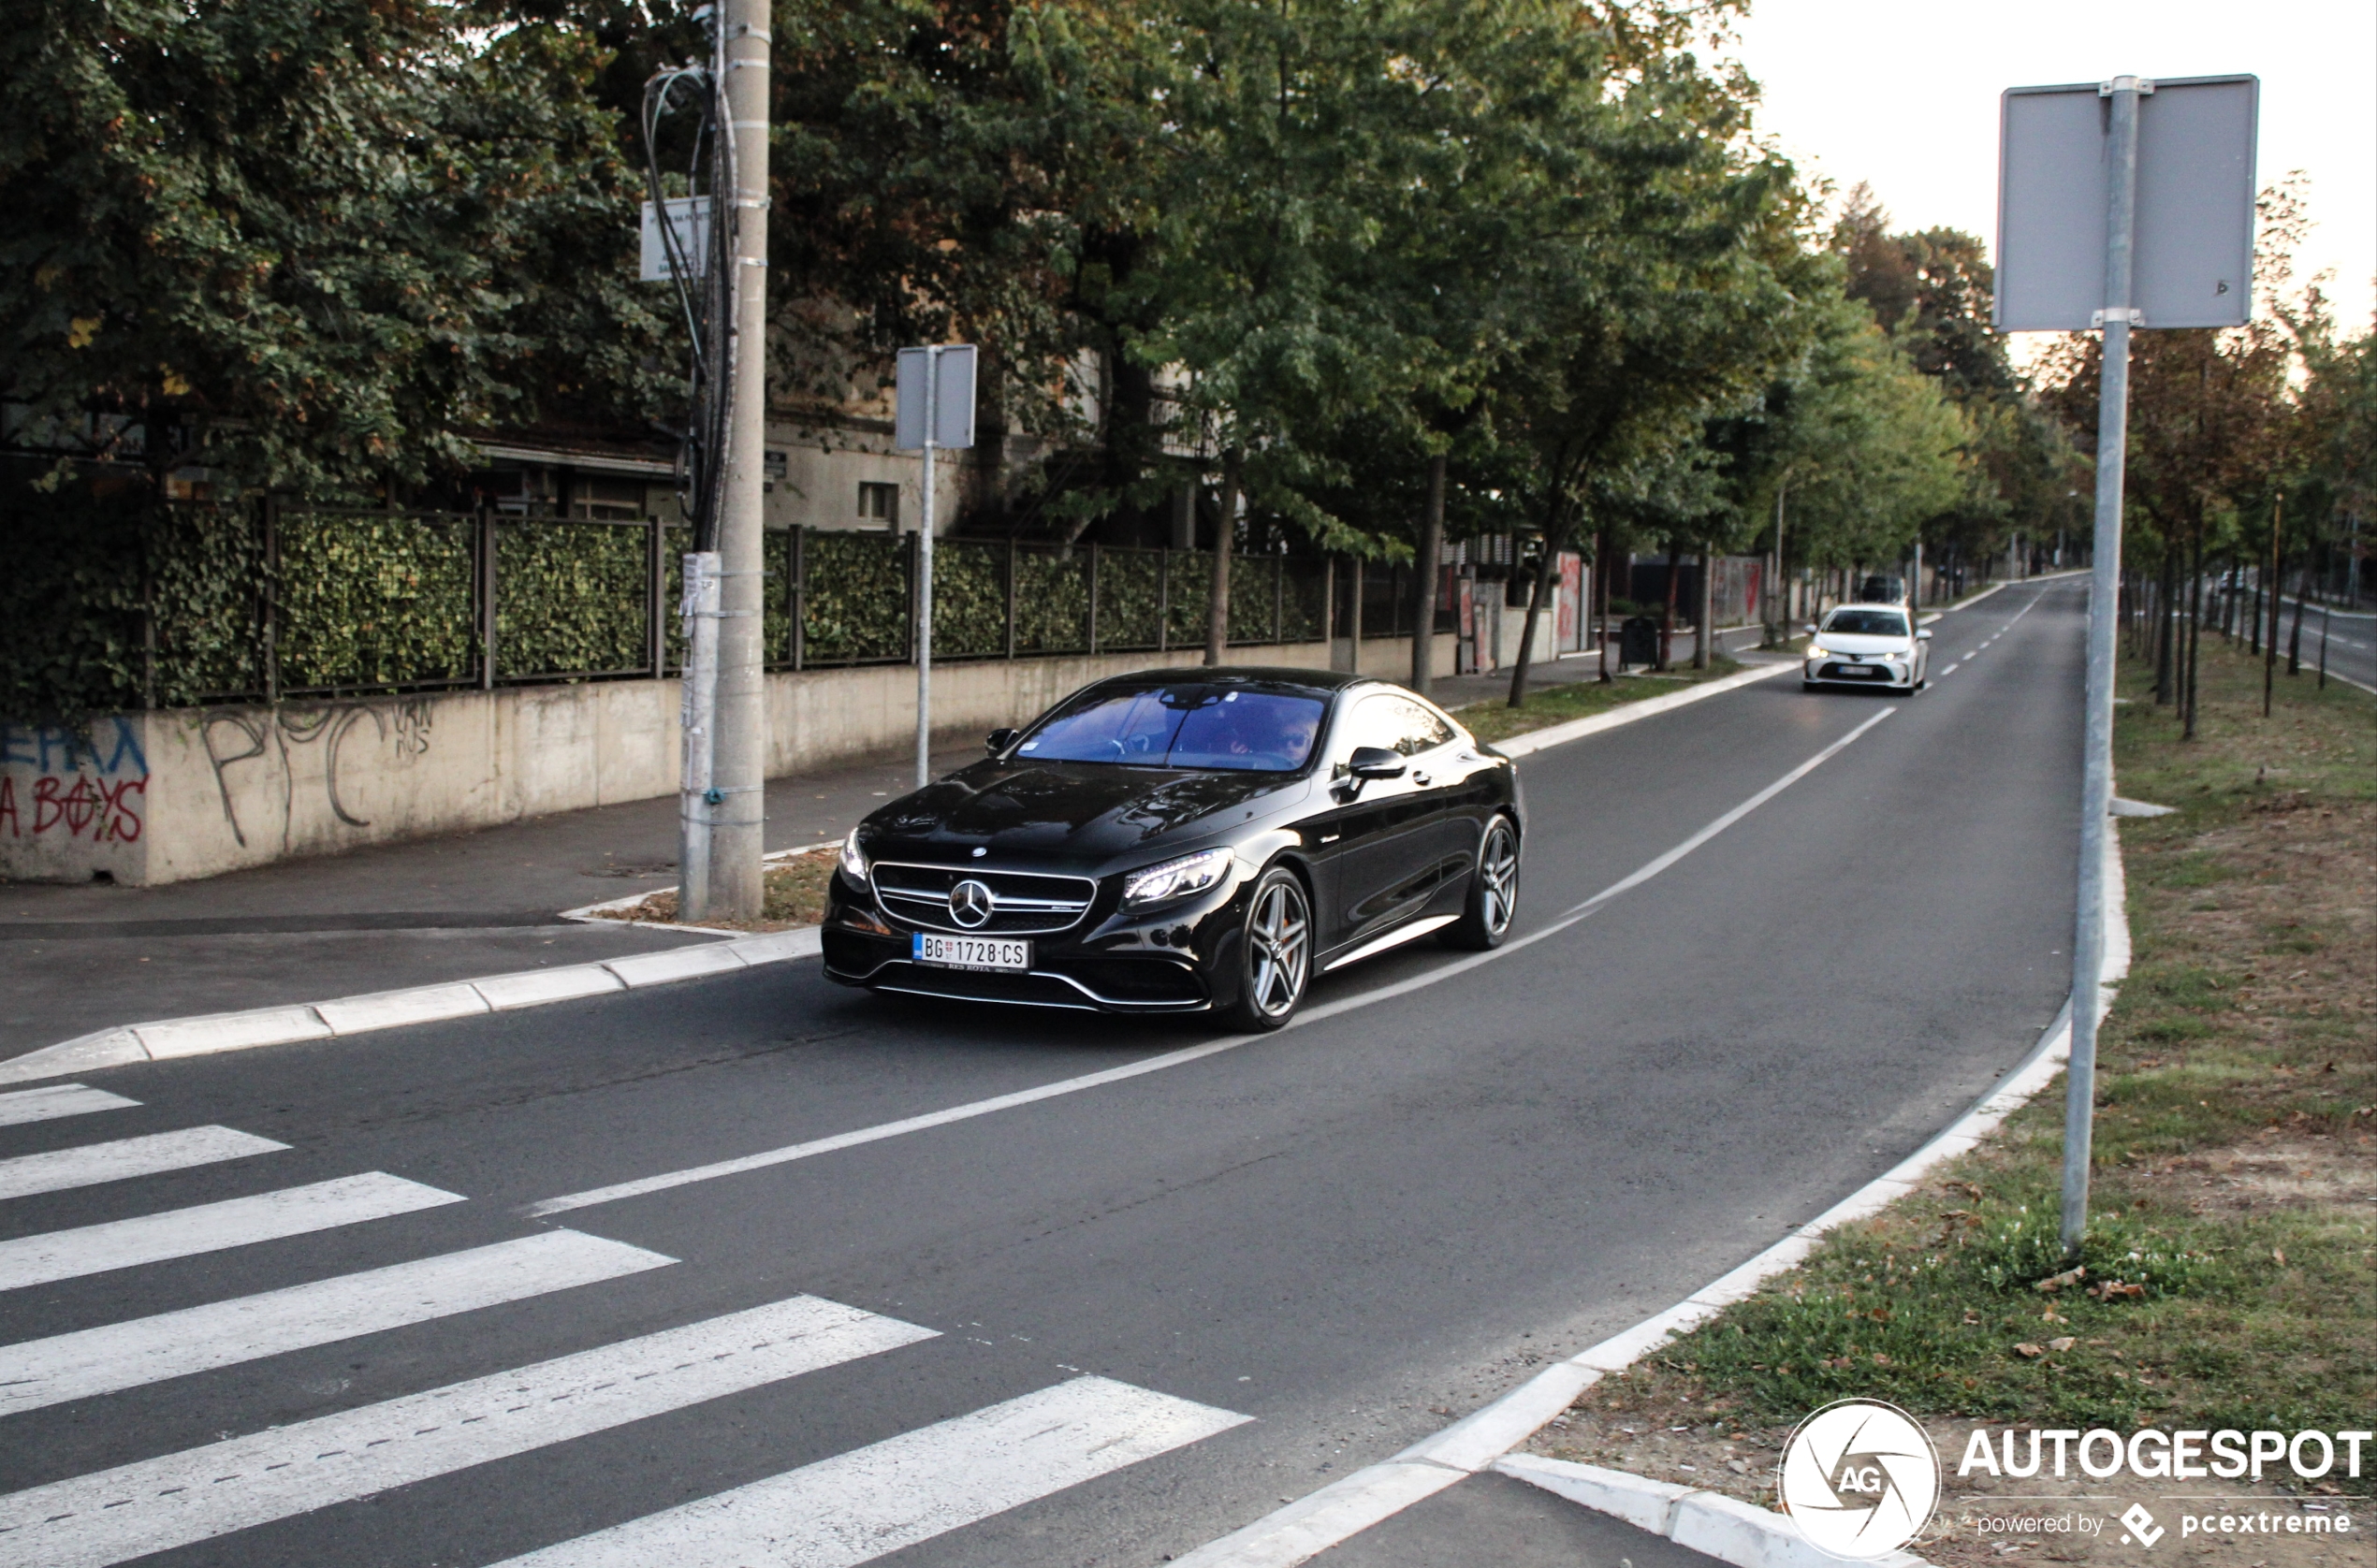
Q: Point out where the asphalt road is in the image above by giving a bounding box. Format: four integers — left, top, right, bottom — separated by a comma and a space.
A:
0, 578, 2087, 1568
2270, 596, 2377, 693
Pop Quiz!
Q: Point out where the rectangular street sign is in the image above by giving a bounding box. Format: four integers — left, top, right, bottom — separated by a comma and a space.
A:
1994, 75, 2257, 330
638, 197, 711, 283
894, 346, 978, 450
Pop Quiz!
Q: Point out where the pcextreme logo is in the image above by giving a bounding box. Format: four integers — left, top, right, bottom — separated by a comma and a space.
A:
1778, 1399, 1943, 1561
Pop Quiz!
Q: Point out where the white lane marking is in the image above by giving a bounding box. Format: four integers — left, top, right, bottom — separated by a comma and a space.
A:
0, 1296, 935, 1568
0, 1230, 675, 1416
529, 706, 1899, 1218
489, 1376, 1249, 1568
0, 1126, 285, 1202
0, 1086, 139, 1129
0, 1173, 463, 1293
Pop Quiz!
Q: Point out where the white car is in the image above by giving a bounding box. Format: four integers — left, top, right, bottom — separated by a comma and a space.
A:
1802, 605, 1931, 693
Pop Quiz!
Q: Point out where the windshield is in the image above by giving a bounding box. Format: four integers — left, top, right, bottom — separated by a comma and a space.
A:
1016, 685, 1327, 772
1822, 609, 1910, 637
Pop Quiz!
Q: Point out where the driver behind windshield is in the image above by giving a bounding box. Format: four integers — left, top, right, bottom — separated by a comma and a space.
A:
1017, 686, 1327, 772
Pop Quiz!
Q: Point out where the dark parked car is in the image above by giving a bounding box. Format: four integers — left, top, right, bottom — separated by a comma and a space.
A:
823, 668, 1524, 1030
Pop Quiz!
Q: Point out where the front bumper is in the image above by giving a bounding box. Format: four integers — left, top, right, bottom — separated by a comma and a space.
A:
822, 869, 1242, 1014
1805, 658, 1913, 688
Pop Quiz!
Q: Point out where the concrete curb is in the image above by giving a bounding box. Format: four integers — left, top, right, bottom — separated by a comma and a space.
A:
1493, 1457, 1928, 1568
1171, 824, 2130, 1568
0, 927, 824, 1087
1491, 661, 1797, 760
558, 839, 841, 935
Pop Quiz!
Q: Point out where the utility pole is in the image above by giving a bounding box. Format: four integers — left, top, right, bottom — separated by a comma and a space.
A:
679, 0, 770, 922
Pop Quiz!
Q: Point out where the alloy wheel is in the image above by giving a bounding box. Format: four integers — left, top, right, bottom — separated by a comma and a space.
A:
1246, 875, 1311, 1019
1478, 820, 1519, 938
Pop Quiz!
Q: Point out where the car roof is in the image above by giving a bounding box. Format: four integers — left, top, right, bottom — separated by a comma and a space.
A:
1092, 666, 1376, 697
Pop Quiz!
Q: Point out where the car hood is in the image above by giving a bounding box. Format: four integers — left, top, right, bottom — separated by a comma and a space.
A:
1813, 633, 1912, 656
859, 760, 1305, 870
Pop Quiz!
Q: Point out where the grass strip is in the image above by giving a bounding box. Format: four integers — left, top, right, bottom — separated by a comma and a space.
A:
1531, 632, 2374, 1533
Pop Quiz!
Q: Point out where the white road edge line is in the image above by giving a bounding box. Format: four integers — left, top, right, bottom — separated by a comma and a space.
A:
526, 706, 1896, 1219
483, 1376, 1250, 1568
1166, 809, 2131, 1568
0, 1295, 937, 1568
0, 655, 1822, 1088
0, 1230, 677, 1415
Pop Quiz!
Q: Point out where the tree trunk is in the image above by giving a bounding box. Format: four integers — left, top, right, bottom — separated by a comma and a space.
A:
1656, 537, 1680, 671
2183, 533, 2204, 740
1203, 448, 1241, 666
1412, 452, 1446, 696
1596, 528, 1612, 684
1507, 521, 1564, 707
2153, 550, 2176, 704
2263, 495, 2282, 715
1693, 546, 1713, 671
2287, 553, 2306, 675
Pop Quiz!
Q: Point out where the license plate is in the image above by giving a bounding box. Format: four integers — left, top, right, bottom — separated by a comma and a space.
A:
912, 933, 1031, 971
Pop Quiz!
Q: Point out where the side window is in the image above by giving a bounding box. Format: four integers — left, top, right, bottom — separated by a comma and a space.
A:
1345, 695, 1453, 759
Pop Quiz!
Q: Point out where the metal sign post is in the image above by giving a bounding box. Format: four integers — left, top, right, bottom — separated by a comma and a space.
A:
895, 345, 977, 790
1996, 73, 2256, 1259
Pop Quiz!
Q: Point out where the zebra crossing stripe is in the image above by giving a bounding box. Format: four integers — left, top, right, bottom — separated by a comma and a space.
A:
0, 1172, 464, 1293
488, 1376, 1250, 1568
0, 1294, 936, 1568
0, 1086, 139, 1129
0, 1126, 285, 1201
0, 1230, 676, 1416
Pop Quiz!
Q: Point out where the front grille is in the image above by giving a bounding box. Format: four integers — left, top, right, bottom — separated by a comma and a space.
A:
870, 862, 1097, 935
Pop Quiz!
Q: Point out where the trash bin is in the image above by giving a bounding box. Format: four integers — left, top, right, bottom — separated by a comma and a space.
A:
1620, 615, 1660, 668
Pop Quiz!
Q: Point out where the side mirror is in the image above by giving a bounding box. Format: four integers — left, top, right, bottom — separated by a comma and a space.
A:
986, 728, 1020, 755
1804, 623, 1819, 636
1917, 630, 1932, 641
1349, 746, 1407, 781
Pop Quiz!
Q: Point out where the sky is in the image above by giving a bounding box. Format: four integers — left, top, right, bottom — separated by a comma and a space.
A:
1723, 0, 2376, 348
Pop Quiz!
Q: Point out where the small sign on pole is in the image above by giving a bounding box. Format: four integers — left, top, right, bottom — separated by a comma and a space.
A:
1995, 73, 2255, 1261
638, 197, 711, 283
894, 345, 978, 791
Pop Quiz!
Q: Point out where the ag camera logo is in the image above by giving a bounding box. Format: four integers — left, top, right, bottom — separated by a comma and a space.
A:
1779, 1399, 1942, 1560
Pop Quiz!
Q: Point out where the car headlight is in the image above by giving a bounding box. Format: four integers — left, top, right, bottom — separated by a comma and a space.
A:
1805, 643, 1830, 661
1122, 847, 1235, 908
839, 827, 868, 881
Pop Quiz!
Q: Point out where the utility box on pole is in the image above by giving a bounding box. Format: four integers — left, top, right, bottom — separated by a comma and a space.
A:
894, 344, 977, 791
1995, 72, 2255, 1258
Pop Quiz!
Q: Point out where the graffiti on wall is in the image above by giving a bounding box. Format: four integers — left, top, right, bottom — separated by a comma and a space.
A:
0, 719, 149, 844
201, 701, 435, 849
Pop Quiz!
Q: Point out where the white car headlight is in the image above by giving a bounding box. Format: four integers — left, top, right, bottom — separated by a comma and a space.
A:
1805, 643, 1830, 661
1122, 847, 1235, 908
839, 827, 869, 881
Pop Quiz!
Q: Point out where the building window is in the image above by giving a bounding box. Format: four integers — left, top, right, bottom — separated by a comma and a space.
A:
858, 482, 899, 530
570, 477, 649, 521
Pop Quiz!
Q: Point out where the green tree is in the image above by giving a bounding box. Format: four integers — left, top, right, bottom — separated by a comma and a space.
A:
2, 0, 672, 500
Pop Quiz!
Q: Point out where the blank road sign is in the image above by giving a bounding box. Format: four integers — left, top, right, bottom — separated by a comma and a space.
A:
894, 346, 978, 451
1995, 75, 2257, 331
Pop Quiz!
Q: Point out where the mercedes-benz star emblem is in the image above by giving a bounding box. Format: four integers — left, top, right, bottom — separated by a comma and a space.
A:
948, 879, 996, 928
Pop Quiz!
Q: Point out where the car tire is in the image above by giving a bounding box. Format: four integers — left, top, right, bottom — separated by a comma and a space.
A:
1441, 815, 1521, 951
1224, 865, 1312, 1032
1801, 680, 1819, 692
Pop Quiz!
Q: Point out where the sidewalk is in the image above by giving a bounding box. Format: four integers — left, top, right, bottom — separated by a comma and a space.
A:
1429, 624, 1771, 712
0, 738, 984, 1062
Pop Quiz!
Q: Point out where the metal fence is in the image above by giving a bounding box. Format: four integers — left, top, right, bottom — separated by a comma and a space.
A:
110, 505, 1356, 708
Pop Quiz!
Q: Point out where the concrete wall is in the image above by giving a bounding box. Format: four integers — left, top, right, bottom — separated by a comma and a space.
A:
1, 634, 1453, 887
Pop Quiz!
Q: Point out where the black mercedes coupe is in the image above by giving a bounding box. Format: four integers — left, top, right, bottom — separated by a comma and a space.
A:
821, 668, 1524, 1030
